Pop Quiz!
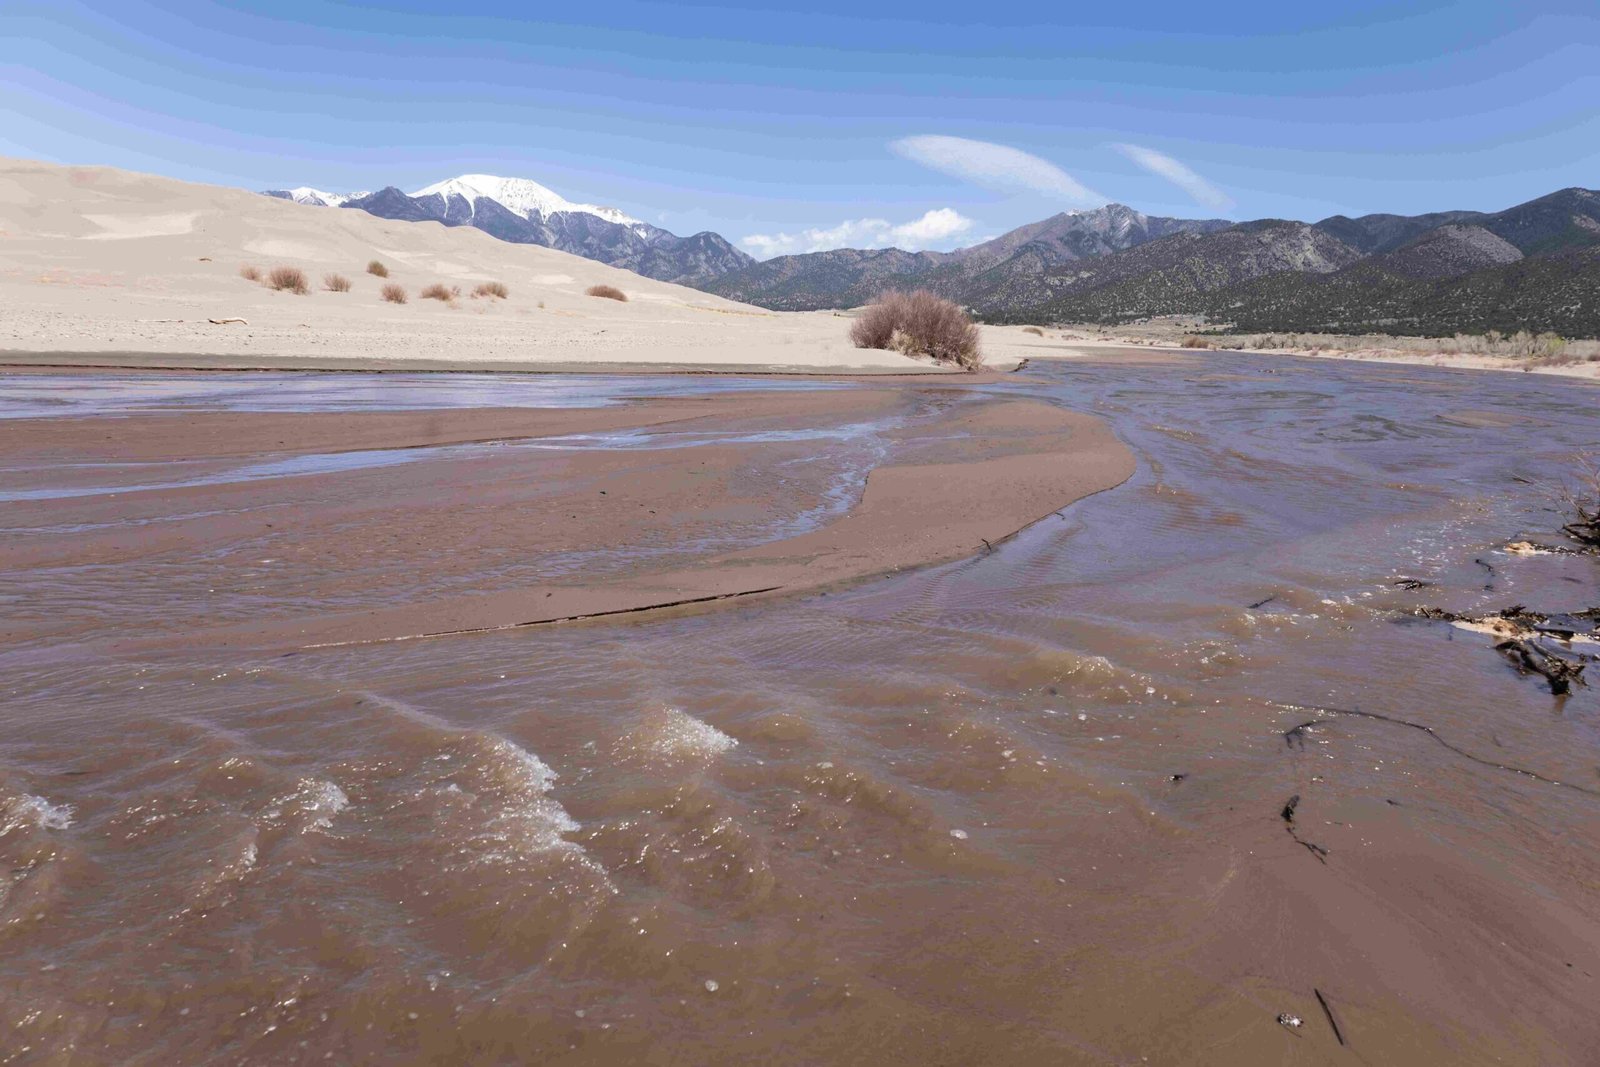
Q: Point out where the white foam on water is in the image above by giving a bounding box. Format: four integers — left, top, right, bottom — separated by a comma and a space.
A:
263, 778, 351, 834
459, 738, 585, 863
2, 793, 75, 833
637, 707, 738, 764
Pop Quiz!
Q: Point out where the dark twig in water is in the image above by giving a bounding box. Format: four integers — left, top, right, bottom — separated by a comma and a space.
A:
1279, 793, 1329, 863
1411, 605, 1597, 695
1474, 557, 1496, 590
1495, 637, 1587, 695
1391, 577, 1432, 591
1277, 702, 1600, 798
1314, 988, 1347, 1047
1248, 595, 1276, 609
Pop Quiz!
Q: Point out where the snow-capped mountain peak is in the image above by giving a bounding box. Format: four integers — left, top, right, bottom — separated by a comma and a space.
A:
409, 174, 640, 225
278, 186, 368, 207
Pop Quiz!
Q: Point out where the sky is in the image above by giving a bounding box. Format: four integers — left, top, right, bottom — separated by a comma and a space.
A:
2, 1, 1597, 258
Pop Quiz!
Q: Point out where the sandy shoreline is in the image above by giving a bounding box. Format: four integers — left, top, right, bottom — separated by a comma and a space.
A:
1048, 322, 1600, 381
3, 382, 1133, 653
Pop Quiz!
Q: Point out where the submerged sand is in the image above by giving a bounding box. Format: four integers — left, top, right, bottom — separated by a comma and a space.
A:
2, 382, 1133, 652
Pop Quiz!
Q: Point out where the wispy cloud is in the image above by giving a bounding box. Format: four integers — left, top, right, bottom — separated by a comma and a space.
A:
1112, 143, 1233, 211
741, 207, 974, 258
891, 136, 1104, 207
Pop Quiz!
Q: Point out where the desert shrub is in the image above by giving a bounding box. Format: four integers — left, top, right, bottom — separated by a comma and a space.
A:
367, 260, 389, 278
239, 264, 261, 282
324, 273, 352, 292
266, 266, 309, 294
473, 281, 509, 299
586, 284, 628, 302
419, 283, 459, 302
849, 289, 982, 370
1022, 326, 1045, 336
1180, 335, 1214, 349
380, 283, 407, 304
1559, 457, 1600, 549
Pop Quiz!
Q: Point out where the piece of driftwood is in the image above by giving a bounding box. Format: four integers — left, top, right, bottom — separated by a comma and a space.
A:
208, 317, 248, 325
1495, 638, 1586, 695
1314, 988, 1347, 1046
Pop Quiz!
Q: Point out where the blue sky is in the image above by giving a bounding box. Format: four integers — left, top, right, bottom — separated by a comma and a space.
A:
2, 1, 1597, 257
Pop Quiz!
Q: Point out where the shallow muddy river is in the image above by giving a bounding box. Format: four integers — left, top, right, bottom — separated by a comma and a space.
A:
2, 354, 1598, 1064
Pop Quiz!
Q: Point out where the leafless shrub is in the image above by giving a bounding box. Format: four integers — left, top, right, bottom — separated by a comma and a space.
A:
266, 266, 309, 294
849, 289, 982, 370
367, 260, 389, 278
239, 265, 261, 282
586, 284, 628, 302
1180, 335, 1214, 349
1559, 457, 1600, 549
380, 283, 407, 304
473, 281, 509, 299
419, 283, 459, 302
1022, 325, 1045, 337
324, 273, 352, 292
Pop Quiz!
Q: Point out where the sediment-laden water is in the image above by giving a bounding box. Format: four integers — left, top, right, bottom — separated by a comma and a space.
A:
2, 355, 1597, 1064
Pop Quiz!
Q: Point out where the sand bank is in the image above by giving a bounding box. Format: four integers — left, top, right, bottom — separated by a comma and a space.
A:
0, 157, 1040, 374
2, 385, 1132, 652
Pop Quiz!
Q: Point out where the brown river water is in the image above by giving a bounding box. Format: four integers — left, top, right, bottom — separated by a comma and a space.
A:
2, 353, 1598, 1064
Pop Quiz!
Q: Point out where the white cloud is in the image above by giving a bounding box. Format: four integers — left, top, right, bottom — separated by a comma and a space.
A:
741, 207, 975, 258
891, 135, 1104, 207
1112, 143, 1234, 211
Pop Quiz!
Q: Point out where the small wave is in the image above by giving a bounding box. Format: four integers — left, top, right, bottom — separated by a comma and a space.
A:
447, 737, 585, 863
262, 778, 350, 834
623, 707, 738, 766
2, 793, 75, 833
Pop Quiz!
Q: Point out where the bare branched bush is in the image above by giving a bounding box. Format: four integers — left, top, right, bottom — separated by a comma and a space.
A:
1022, 326, 1045, 337
419, 283, 459, 302
324, 273, 352, 292
367, 260, 389, 278
1560, 457, 1600, 550
1180, 335, 1214, 349
239, 265, 261, 282
474, 281, 509, 299
849, 290, 982, 370
586, 284, 628, 302
380, 283, 407, 304
267, 266, 309, 294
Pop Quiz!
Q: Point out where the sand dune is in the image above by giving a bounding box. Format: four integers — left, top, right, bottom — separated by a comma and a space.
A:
0, 158, 1041, 373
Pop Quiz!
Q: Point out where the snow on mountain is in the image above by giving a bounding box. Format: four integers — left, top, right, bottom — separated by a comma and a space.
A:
409, 174, 640, 226
276, 186, 369, 207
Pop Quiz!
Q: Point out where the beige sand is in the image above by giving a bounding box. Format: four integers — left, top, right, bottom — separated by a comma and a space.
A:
0, 158, 1042, 374
1045, 319, 1600, 381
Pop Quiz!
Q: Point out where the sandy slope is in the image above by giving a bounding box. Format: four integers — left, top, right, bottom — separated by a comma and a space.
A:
0, 158, 1037, 373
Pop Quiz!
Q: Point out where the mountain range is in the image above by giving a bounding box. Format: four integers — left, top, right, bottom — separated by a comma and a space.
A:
265, 176, 1600, 337
265, 174, 753, 285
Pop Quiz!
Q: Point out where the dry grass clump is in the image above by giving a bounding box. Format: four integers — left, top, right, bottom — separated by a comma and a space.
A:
367, 260, 390, 278
266, 266, 309, 294
239, 265, 261, 282
1180, 335, 1215, 349
324, 273, 352, 292
586, 284, 628, 302
380, 283, 407, 304
419, 283, 460, 302
850, 289, 982, 370
473, 281, 509, 299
